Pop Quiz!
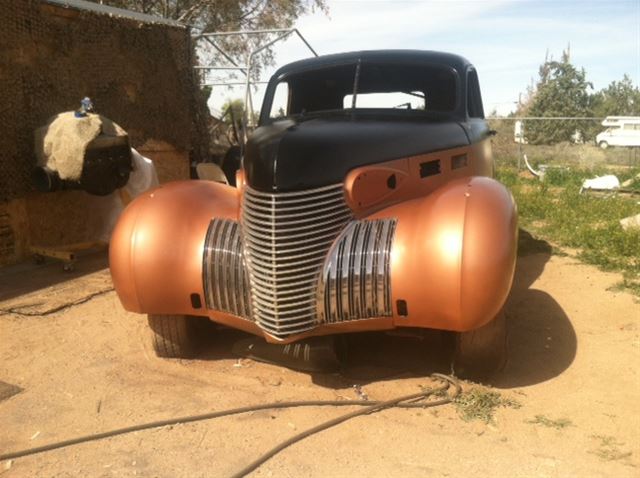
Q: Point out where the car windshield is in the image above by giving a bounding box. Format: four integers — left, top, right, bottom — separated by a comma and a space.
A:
266, 61, 458, 121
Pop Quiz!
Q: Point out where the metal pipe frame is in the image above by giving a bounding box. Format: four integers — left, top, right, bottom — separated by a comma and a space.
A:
192, 28, 318, 149
201, 81, 269, 87
194, 66, 248, 70
243, 30, 296, 134
201, 36, 248, 76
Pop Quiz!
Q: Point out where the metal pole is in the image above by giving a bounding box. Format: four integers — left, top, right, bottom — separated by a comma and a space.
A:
201, 81, 269, 87
243, 30, 294, 140
193, 27, 319, 148
194, 66, 248, 70
194, 28, 294, 39
248, 88, 256, 128
201, 36, 248, 76
250, 31, 296, 58
518, 120, 522, 170
293, 29, 318, 57
243, 53, 253, 145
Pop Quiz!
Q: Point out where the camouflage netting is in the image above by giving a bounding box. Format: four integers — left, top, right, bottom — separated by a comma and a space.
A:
0, 0, 209, 202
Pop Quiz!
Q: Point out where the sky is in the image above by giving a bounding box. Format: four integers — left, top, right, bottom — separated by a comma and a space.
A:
206, 0, 640, 117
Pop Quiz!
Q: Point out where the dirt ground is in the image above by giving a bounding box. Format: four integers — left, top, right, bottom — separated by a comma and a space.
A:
0, 239, 638, 477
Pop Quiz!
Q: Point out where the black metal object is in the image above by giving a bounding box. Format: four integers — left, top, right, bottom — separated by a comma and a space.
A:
242, 49, 496, 193
231, 335, 347, 373
81, 143, 132, 195
259, 50, 473, 125
222, 146, 241, 186
33, 143, 132, 196
32, 167, 77, 193
244, 119, 469, 192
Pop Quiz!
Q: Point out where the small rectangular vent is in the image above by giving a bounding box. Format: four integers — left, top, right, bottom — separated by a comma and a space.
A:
419, 159, 441, 178
396, 300, 408, 316
451, 153, 468, 170
190, 293, 202, 309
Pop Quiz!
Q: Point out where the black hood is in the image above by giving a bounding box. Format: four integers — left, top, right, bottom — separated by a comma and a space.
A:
244, 117, 470, 192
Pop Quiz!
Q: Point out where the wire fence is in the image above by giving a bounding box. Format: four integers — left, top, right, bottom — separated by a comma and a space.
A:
487, 117, 640, 171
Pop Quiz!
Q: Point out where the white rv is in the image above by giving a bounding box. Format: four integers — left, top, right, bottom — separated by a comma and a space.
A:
596, 116, 640, 149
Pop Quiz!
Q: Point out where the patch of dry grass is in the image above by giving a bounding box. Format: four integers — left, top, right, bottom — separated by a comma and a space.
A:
454, 387, 521, 423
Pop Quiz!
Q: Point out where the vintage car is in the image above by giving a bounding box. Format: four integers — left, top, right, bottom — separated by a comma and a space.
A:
110, 50, 518, 378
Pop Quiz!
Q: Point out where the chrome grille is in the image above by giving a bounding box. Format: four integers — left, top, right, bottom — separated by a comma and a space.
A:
319, 219, 397, 323
203, 219, 252, 319
242, 184, 353, 338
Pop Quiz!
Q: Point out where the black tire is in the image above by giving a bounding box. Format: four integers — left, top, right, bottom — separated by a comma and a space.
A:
452, 309, 508, 381
147, 314, 197, 358
599, 141, 609, 150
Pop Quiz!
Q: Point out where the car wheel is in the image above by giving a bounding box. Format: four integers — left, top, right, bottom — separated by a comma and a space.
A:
452, 309, 507, 381
599, 141, 609, 150
147, 314, 197, 358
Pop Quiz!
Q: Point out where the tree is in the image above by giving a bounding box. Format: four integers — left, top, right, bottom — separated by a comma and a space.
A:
89, 0, 328, 88
219, 98, 260, 125
591, 74, 640, 117
525, 49, 593, 144
93, 0, 326, 28
90, 1, 327, 82
220, 98, 245, 124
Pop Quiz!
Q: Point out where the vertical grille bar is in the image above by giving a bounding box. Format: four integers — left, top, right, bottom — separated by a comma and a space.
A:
202, 219, 252, 319
319, 218, 397, 323
242, 184, 353, 338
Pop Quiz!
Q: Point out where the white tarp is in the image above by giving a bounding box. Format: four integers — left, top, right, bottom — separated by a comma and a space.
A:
580, 175, 620, 193
93, 148, 159, 242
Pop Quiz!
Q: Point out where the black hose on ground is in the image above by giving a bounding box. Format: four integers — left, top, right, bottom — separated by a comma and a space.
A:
0, 374, 461, 477
230, 373, 461, 478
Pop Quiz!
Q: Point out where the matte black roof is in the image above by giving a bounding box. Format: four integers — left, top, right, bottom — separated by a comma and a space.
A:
272, 50, 473, 78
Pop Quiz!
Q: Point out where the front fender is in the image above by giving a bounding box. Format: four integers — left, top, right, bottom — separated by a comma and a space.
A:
109, 180, 239, 315
371, 176, 517, 331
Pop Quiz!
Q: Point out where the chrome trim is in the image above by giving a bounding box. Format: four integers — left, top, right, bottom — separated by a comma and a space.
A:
245, 182, 344, 198
319, 219, 397, 323
243, 227, 343, 246
244, 201, 348, 218
203, 219, 252, 320
242, 183, 353, 338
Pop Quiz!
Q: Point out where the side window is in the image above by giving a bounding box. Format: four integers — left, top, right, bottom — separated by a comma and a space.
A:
269, 82, 290, 119
467, 69, 484, 118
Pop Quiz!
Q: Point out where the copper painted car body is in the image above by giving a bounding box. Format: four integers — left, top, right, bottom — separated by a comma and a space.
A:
110, 50, 517, 346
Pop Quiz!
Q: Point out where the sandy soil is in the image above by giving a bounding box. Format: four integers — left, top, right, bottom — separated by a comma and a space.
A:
0, 243, 638, 477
